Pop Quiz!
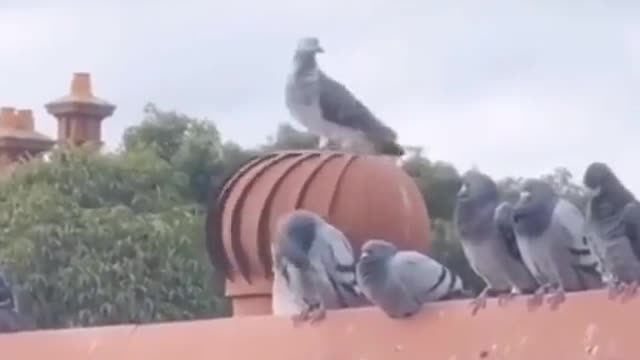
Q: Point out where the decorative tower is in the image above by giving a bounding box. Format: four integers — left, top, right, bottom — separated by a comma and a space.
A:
44, 72, 116, 146
0, 107, 54, 175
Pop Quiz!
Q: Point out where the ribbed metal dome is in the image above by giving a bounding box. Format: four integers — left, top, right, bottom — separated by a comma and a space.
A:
206, 150, 431, 315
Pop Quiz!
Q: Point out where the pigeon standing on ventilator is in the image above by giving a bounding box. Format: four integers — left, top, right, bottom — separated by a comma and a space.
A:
285, 37, 404, 156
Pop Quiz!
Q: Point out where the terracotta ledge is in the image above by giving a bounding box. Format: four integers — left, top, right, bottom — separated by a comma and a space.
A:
0, 289, 638, 359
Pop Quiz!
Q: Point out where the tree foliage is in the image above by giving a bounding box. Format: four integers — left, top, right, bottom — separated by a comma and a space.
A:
0, 103, 592, 329
0, 144, 228, 329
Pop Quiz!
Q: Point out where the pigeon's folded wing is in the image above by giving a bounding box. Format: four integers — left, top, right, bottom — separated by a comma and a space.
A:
391, 251, 462, 302
317, 72, 397, 142
554, 199, 603, 272
622, 201, 640, 261
316, 223, 361, 300
494, 202, 524, 262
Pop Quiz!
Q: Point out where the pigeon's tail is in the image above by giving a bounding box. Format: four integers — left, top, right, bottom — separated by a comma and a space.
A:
374, 140, 405, 156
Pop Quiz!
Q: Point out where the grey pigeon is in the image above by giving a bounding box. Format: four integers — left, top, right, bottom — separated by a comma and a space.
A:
285, 37, 404, 156
0, 272, 36, 333
271, 209, 366, 324
355, 239, 468, 319
512, 178, 604, 309
454, 170, 538, 314
583, 162, 640, 299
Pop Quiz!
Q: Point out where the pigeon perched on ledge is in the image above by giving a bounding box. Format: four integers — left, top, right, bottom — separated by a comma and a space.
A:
271, 210, 365, 325
583, 162, 640, 299
512, 179, 604, 309
285, 37, 404, 156
454, 170, 537, 315
356, 239, 468, 319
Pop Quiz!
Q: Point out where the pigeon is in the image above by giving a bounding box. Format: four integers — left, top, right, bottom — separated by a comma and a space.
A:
271, 209, 365, 324
355, 239, 468, 319
0, 272, 36, 333
583, 162, 640, 299
285, 37, 404, 156
454, 170, 538, 314
512, 178, 604, 309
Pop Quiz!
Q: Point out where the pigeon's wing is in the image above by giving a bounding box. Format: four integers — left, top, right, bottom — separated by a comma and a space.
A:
315, 222, 362, 306
390, 251, 464, 302
317, 72, 398, 143
493, 202, 524, 262
621, 201, 640, 261
553, 198, 604, 277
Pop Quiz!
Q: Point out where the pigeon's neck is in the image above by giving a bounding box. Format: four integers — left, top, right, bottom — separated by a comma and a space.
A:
455, 199, 498, 238
601, 178, 636, 207
513, 197, 557, 237
293, 52, 319, 77
357, 256, 390, 286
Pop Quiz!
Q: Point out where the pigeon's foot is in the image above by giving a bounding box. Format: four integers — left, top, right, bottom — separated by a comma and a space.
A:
527, 285, 549, 310
607, 281, 623, 300
546, 287, 566, 310
469, 288, 490, 316
620, 281, 639, 301
291, 307, 313, 327
497, 291, 517, 307
308, 306, 327, 324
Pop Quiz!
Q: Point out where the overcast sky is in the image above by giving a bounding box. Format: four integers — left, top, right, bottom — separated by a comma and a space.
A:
0, 1, 638, 191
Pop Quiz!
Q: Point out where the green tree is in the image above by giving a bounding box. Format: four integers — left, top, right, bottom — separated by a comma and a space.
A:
402, 146, 462, 221
261, 123, 319, 152
122, 103, 225, 203
0, 146, 227, 329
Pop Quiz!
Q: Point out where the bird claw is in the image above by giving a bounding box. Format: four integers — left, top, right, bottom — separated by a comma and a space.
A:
547, 288, 566, 310
469, 294, 487, 316
607, 281, 623, 300
291, 310, 310, 327
620, 281, 639, 301
308, 307, 326, 324
527, 286, 548, 310
291, 304, 325, 326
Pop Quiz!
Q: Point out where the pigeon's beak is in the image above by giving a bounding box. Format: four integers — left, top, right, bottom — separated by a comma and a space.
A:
360, 251, 370, 259
315, 46, 324, 53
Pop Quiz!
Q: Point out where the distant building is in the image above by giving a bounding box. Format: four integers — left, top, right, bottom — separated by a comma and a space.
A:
0, 73, 116, 176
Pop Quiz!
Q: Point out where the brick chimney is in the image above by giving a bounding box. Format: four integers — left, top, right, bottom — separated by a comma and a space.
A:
44, 72, 116, 146
0, 107, 54, 175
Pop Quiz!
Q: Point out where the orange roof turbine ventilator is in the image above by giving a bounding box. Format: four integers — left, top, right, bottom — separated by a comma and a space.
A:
205, 150, 431, 316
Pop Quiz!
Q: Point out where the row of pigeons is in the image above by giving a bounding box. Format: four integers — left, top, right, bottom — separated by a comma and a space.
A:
270, 162, 640, 322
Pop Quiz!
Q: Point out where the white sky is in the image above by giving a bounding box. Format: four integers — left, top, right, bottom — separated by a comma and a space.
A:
0, 1, 638, 192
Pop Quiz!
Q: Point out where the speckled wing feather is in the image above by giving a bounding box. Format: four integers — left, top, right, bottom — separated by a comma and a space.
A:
315, 221, 364, 306
317, 72, 403, 155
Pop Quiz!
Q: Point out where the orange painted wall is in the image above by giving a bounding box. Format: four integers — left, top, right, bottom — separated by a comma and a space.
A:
0, 289, 637, 359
